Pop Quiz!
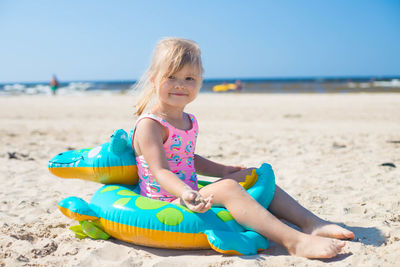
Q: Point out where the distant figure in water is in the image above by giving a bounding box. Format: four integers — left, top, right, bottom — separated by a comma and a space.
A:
50, 75, 59, 95
235, 79, 242, 92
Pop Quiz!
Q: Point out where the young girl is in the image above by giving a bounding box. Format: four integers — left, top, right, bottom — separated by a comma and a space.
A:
132, 37, 354, 259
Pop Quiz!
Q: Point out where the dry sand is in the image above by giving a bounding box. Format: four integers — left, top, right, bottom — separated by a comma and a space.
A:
1, 93, 399, 266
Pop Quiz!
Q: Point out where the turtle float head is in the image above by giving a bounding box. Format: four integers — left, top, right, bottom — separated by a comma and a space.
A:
48, 129, 138, 184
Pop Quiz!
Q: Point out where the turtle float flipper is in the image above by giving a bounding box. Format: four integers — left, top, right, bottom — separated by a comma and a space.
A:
70, 221, 110, 240
204, 230, 268, 255
58, 197, 110, 240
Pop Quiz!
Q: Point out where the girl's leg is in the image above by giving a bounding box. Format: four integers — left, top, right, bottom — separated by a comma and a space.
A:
218, 168, 354, 240
199, 179, 346, 259
269, 186, 354, 240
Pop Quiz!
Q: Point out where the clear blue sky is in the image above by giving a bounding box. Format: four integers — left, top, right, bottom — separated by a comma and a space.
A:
1, 0, 399, 83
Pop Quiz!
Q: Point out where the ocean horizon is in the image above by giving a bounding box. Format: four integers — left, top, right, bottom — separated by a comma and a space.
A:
1, 76, 399, 95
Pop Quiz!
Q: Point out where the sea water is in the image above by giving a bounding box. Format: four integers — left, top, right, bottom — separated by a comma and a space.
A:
0, 77, 399, 96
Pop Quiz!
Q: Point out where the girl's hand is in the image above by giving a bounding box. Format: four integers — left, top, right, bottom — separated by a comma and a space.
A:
222, 165, 246, 177
223, 165, 246, 176
180, 190, 213, 213
222, 166, 257, 183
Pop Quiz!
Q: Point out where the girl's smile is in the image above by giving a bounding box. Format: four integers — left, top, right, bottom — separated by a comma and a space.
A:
169, 92, 188, 96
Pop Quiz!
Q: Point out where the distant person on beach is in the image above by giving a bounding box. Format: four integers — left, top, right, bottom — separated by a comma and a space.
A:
132, 37, 354, 259
50, 75, 59, 95
235, 79, 242, 92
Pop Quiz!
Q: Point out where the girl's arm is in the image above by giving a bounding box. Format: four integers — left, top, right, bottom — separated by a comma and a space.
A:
194, 154, 246, 181
135, 119, 212, 212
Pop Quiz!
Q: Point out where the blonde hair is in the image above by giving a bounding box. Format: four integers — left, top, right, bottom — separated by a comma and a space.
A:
134, 37, 204, 116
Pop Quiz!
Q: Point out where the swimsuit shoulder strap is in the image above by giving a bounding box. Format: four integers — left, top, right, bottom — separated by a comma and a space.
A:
134, 113, 170, 128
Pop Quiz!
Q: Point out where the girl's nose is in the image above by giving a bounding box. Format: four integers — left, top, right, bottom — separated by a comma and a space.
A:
175, 81, 185, 89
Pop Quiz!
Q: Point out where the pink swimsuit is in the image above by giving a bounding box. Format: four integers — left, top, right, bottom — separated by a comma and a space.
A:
133, 113, 199, 202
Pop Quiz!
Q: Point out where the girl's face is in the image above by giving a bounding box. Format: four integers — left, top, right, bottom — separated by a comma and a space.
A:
154, 64, 202, 109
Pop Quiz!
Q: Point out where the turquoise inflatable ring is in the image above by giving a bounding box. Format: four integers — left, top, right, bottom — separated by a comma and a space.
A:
51, 129, 276, 255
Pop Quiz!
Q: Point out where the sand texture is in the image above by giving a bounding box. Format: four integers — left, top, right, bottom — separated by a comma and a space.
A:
1, 93, 399, 266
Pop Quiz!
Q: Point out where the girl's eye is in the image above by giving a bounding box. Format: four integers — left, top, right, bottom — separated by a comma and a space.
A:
186, 77, 195, 81
168, 75, 175, 80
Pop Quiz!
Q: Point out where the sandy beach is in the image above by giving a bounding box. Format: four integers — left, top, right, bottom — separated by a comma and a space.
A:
1, 93, 399, 266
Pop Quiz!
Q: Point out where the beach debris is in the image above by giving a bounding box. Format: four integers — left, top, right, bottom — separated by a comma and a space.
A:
333, 142, 346, 149
63, 247, 79, 256
31, 241, 58, 258
7, 152, 18, 159
283, 114, 302, 118
16, 254, 30, 262
31, 130, 47, 136
10, 231, 35, 242
7, 152, 34, 161
387, 140, 400, 144
380, 162, 396, 168
7, 133, 18, 137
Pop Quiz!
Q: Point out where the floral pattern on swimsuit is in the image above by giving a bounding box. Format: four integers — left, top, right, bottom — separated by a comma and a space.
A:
134, 113, 199, 202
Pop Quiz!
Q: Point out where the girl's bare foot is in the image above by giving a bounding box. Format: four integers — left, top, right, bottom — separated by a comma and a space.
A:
287, 233, 346, 259
303, 218, 355, 240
